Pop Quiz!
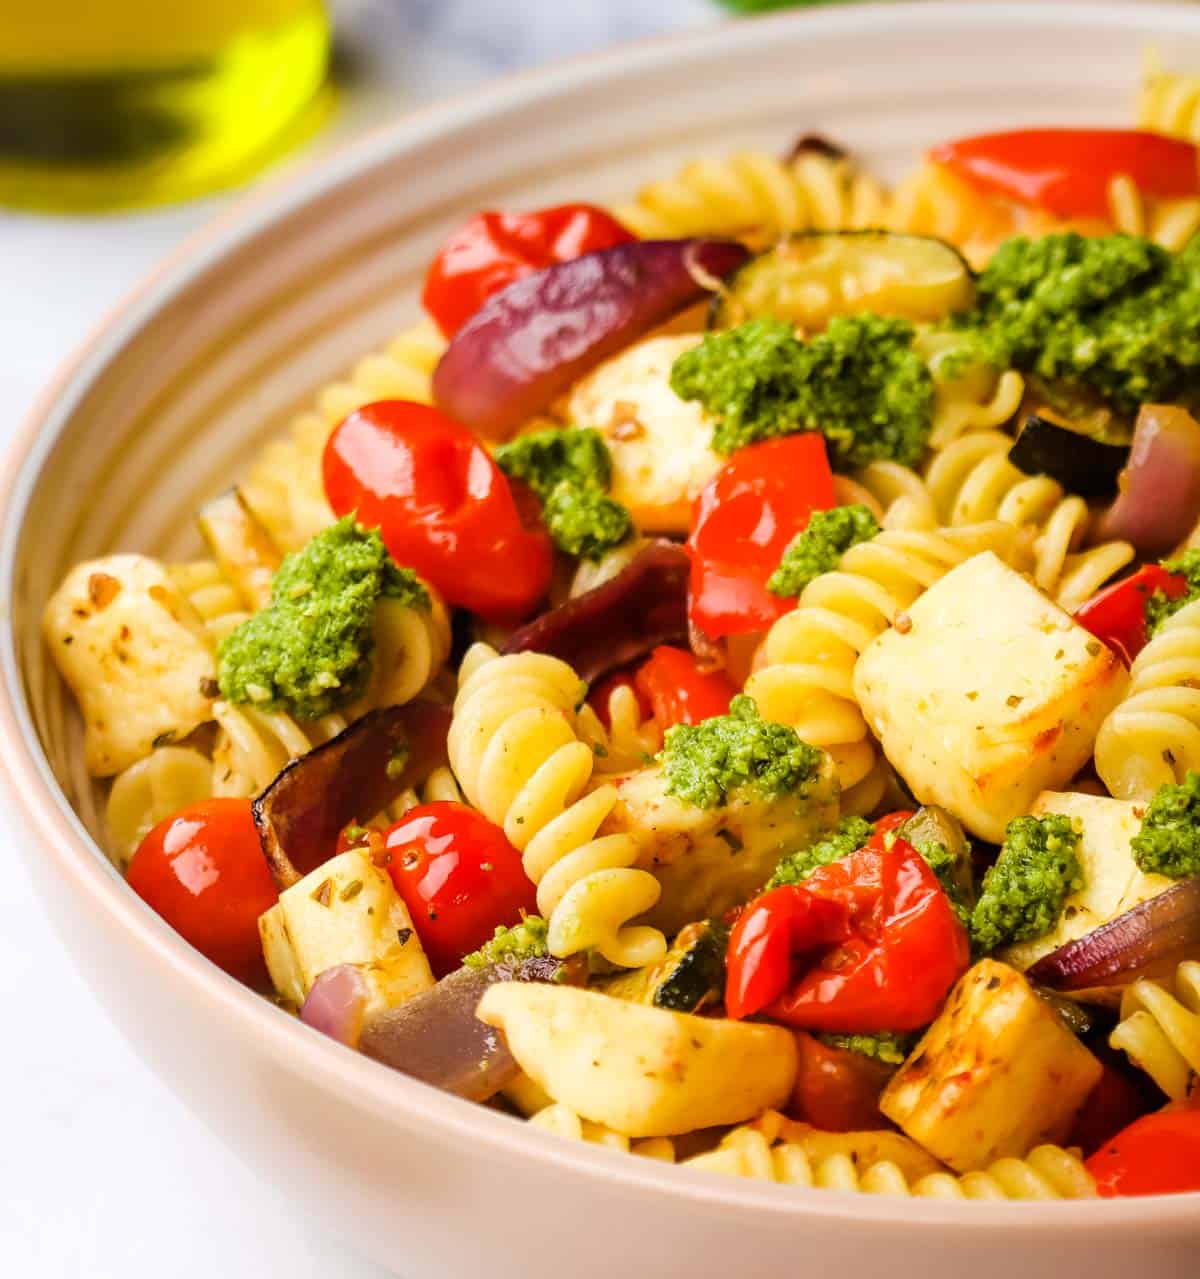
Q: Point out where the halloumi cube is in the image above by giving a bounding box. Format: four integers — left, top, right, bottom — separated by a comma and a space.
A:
565, 335, 722, 533
43, 554, 217, 776
599, 757, 840, 934
880, 960, 1102, 1172
853, 552, 1128, 842
1003, 791, 1175, 972
259, 849, 434, 1012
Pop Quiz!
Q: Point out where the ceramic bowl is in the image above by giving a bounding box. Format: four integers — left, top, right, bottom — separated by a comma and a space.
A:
3, 5, 1199, 1275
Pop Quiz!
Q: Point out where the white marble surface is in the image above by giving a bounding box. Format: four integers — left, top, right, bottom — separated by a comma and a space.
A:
0, 3, 711, 1274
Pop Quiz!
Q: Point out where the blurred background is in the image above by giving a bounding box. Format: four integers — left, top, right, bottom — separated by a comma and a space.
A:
0, 1, 1167, 1276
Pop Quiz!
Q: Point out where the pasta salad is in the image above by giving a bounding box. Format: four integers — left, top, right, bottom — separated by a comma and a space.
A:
43, 61, 1200, 1202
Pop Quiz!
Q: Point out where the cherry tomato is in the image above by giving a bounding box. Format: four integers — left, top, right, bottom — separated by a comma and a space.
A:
126, 799, 278, 985
383, 802, 537, 976
931, 129, 1200, 221
634, 645, 736, 730
687, 435, 837, 640
789, 1032, 892, 1132
1086, 1106, 1200, 1197
1074, 564, 1188, 666
1069, 1061, 1152, 1158
422, 204, 636, 337
323, 400, 553, 623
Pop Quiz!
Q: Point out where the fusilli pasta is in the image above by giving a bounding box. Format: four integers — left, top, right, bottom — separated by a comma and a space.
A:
1110, 961, 1200, 1100
241, 320, 446, 553
168, 560, 251, 645
577, 684, 662, 774
1095, 598, 1200, 799
529, 1103, 676, 1161
447, 645, 666, 968
744, 522, 1021, 812
1138, 49, 1200, 143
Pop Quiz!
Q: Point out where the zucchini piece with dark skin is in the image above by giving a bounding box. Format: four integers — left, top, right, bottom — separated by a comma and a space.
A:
602, 920, 729, 1013
897, 805, 975, 909
710, 231, 974, 330
1008, 414, 1129, 498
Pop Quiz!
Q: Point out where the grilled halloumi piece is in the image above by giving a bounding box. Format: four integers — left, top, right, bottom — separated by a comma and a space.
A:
565, 335, 722, 534
43, 554, 217, 776
259, 848, 434, 1013
880, 960, 1102, 1173
854, 552, 1128, 843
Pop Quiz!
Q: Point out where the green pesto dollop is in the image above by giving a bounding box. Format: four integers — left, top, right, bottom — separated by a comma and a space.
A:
661, 694, 824, 810
217, 517, 428, 720
494, 425, 632, 562
462, 915, 550, 970
767, 504, 881, 598
969, 814, 1083, 955
1145, 548, 1200, 638
957, 232, 1200, 414
1130, 771, 1200, 879
818, 1030, 917, 1067
669, 314, 934, 468
767, 816, 874, 889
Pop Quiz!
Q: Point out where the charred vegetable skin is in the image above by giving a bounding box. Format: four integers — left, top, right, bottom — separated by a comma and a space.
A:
1008, 415, 1128, 499
605, 920, 729, 1013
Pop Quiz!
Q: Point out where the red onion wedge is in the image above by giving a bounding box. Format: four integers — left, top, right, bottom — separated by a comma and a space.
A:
358, 955, 581, 1101
1027, 878, 1200, 994
1098, 405, 1200, 554
432, 238, 750, 441
300, 964, 370, 1047
253, 700, 451, 889
501, 538, 690, 682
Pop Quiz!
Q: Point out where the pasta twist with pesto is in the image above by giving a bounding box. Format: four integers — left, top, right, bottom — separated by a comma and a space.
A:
447, 645, 667, 969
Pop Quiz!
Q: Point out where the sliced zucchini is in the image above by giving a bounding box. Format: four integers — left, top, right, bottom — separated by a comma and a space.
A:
197, 489, 283, 611
602, 920, 728, 1013
1008, 414, 1129, 498
711, 231, 973, 330
897, 805, 975, 907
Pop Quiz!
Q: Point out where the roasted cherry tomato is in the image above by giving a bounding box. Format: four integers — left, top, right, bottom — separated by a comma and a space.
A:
126, 798, 278, 985
1069, 1061, 1152, 1158
323, 400, 553, 623
383, 802, 537, 977
687, 434, 837, 640
422, 204, 636, 337
1074, 563, 1188, 666
789, 1032, 892, 1132
1086, 1106, 1200, 1197
931, 128, 1200, 221
726, 834, 970, 1032
634, 644, 736, 730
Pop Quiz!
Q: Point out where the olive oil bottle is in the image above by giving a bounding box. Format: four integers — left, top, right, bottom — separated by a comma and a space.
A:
0, 1, 331, 212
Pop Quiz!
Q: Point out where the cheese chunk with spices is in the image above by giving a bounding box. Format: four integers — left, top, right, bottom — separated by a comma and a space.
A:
853, 552, 1128, 843
565, 335, 722, 533
43, 554, 217, 776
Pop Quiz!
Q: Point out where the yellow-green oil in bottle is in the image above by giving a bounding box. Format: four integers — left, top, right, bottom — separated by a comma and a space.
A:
0, 1, 331, 211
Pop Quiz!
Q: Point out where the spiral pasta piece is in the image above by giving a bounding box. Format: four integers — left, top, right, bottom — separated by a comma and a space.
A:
210, 700, 348, 798
1110, 962, 1200, 1101
921, 430, 1134, 610
1107, 174, 1200, 254
1095, 598, 1200, 799
447, 645, 666, 968
529, 1104, 675, 1161
745, 522, 1020, 809
105, 746, 215, 868
576, 684, 662, 774
1138, 48, 1200, 143
241, 320, 446, 552
168, 560, 251, 645
613, 150, 887, 240
886, 161, 1018, 268
686, 1120, 1094, 1199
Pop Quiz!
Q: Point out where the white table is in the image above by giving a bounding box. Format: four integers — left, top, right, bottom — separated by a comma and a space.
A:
0, 4, 711, 1273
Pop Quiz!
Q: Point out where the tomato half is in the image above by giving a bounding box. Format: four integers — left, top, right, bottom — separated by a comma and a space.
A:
1086, 1106, 1200, 1197
789, 1032, 892, 1132
687, 434, 837, 640
323, 400, 553, 623
634, 645, 736, 730
126, 798, 278, 985
422, 204, 635, 337
383, 802, 537, 976
1074, 564, 1188, 666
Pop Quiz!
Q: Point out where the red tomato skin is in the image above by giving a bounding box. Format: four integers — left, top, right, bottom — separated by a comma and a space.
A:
384, 802, 537, 977
126, 799, 278, 985
1069, 1062, 1152, 1159
1074, 564, 1188, 666
422, 204, 635, 337
931, 129, 1200, 220
635, 645, 736, 730
1086, 1107, 1200, 1197
687, 435, 837, 640
789, 1032, 891, 1132
322, 400, 553, 623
